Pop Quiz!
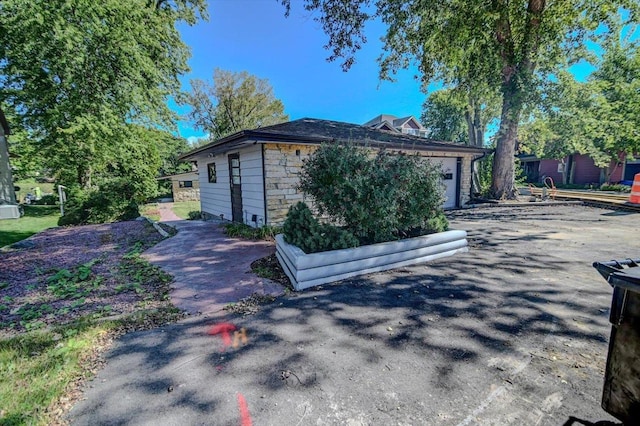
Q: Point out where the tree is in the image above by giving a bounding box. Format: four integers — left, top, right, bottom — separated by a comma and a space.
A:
184, 68, 289, 139
519, 38, 640, 183
282, 0, 638, 199
0, 0, 207, 193
421, 89, 499, 146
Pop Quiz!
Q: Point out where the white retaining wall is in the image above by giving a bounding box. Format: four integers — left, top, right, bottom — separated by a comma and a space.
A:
276, 230, 468, 291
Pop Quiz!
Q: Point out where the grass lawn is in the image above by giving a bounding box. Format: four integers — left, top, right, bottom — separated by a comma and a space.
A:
171, 201, 200, 219
0, 205, 59, 247
14, 179, 56, 204
140, 203, 161, 222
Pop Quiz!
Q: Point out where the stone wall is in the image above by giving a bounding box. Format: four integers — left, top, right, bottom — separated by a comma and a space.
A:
263, 143, 317, 225
172, 180, 200, 202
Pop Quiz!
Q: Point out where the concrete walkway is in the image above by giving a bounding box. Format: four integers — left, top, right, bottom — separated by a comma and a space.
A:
157, 202, 182, 222
142, 220, 283, 316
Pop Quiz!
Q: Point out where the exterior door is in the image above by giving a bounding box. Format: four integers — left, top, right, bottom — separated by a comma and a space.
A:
228, 153, 243, 222
437, 158, 458, 209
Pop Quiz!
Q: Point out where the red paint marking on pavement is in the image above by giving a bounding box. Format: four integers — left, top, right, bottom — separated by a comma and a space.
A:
237, 393, 252, 426
208, 323, 237, 346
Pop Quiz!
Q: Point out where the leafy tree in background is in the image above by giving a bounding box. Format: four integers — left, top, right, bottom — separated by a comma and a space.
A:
184, 68, 289, 140
519, 37, 640, 184
421, 89, 499, 146
282, 0, 638, 199
0, 0, 207, 206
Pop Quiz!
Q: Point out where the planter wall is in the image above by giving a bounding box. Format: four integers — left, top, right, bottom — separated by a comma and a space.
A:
275, 230, 468, 291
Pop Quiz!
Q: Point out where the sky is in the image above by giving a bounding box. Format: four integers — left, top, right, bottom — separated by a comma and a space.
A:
175, 0, 429, 142
174, 1, 635, 143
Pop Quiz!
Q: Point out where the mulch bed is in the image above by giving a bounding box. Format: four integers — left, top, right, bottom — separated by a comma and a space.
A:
0, 220, 175, 336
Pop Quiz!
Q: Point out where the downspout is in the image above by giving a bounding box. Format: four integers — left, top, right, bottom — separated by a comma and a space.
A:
470, 151, 488, 202
261, 143, 268, 227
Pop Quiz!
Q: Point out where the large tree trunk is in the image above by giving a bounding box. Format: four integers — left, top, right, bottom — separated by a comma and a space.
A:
491, 85, 521, 199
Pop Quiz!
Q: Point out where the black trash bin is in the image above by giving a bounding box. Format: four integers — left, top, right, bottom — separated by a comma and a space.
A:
593, 259, 640, 424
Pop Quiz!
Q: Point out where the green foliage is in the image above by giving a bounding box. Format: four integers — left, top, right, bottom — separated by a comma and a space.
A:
31, 194, 58, 206
600, 183, 631, 193
224, 222, 283, 241
299, 144, 447, 244
283, 0, 638, 198
46, 260, 102, 300
187, 211, 202, 220
58, 182, 140, 226
0, 0, 207, 200
183, 68, 289, 139
282, 202, 359, 254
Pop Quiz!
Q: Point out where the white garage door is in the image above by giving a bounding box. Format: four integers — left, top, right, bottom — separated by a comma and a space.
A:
430, 157, 458, 209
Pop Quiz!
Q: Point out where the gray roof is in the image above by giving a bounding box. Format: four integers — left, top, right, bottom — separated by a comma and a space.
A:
180, 118, 488, 160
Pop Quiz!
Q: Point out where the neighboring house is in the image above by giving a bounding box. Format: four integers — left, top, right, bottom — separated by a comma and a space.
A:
0, 107, 17, 204
157, 171, 200, 202
364, 114, 429, 138
179, 118, 487, 228
519, 153, 635, 186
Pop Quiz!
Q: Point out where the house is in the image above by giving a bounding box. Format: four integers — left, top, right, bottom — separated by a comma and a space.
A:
179, 118, 488, 227
364, 114, 429, 138
157, 171, 200, 202
519, 153, 636, 186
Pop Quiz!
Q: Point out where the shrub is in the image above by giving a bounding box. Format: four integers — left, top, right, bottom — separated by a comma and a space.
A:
600, 183, 631, 192
58, 181, 140, 226
223, 222, 283, 241
32, 194, 58, 205
298, 144, 447, 244
283, 202, 359, 253
187, 211, 202, 220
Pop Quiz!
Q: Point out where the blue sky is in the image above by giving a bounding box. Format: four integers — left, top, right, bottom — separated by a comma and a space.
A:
175, 1, 634, 142
175, 0, 428, 141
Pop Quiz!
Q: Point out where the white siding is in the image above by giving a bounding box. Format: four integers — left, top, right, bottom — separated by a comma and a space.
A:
238, 144, 266, 227
196, 153, 232, 220
195, 144, 266, 227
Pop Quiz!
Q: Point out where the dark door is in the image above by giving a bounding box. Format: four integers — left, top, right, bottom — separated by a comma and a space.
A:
228, 153, 243, 222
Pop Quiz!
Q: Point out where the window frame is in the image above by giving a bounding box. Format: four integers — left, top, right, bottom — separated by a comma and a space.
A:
207, 163, 217, 183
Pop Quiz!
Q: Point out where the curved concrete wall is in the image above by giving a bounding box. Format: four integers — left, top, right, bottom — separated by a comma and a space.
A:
276, 230, 468, 291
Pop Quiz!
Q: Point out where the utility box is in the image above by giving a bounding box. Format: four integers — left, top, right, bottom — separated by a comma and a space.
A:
593, 259, 640, 423
0, 204, 20, 219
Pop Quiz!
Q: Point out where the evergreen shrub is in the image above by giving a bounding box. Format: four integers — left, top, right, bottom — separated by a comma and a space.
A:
282, 202, 359, 253
297, 143, 448, 245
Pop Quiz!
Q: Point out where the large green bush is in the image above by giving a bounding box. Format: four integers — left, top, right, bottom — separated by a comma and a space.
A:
283, 202, 359, 253
58, 180, 140, 226
298, 144, 448, 244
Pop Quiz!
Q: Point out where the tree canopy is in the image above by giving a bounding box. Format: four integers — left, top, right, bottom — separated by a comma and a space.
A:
282, 0, 639, 198
0, 0, 207, 201
519, 36, 640, 182
183, 68, 289, 140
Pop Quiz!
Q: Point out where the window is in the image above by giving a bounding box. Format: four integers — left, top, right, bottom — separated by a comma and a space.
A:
178, 180, 193, 188
208, 163, 217, 183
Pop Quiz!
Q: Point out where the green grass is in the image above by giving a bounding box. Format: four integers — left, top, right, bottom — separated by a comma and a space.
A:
171, 201, 200, 219
0, 307, 183, 425
140, 203, 161, 222
14, 179, 56, 204
0, 319, 112, 425
0, 205, 59, 247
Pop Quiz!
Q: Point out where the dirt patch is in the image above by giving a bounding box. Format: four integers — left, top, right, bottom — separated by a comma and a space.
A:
250, 253, 292, 290
0, 220, 178, 335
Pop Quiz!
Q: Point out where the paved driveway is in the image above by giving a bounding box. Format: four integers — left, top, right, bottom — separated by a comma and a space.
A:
69, 205, 638, 425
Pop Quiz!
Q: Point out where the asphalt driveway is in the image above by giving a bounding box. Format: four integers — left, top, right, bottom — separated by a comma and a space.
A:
69, 205, 638, 425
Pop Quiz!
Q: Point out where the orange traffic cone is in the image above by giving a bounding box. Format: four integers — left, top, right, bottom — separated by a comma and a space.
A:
630, 173, 640, 204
